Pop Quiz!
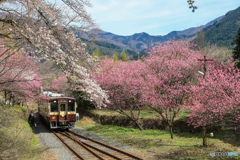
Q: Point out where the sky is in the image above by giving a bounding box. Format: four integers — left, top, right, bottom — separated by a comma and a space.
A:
85, 0, 240, 36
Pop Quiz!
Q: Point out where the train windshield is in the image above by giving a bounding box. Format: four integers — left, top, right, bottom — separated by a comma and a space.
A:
60, 104, 65, 111
50, 100, 58, 112
68, 100, 75, 111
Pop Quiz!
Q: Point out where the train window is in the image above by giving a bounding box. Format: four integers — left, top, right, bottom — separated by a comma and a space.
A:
40, 100, 42, 105
68, 100, 75, 111
43, 102, 48, 111
60, 104, 65, 111
50, 100, 58, 112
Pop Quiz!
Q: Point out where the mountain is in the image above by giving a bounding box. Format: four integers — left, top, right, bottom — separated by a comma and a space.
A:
97, 14, 224, 52
76, 30, 142, 52
75, 15, 224, 54
177, 16, 224, 36
79, 37, 138, 57
75, 6, 240, 57
98, 31, 189, 51
203, 6, 240, 48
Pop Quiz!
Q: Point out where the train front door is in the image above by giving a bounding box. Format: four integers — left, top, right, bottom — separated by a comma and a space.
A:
59, 103, 68, 122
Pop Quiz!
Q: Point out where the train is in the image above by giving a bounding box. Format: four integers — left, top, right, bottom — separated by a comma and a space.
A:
38, 92, 78, 130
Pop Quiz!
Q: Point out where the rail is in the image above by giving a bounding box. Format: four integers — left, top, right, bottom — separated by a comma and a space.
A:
52, 130, 144, 160
68, 130, 143, 160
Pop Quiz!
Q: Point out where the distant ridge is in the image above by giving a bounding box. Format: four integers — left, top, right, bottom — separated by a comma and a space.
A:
203, 6, 240, 48
176, 15, 224, 36
74, 6, 240, 57
75, 14, 224, 53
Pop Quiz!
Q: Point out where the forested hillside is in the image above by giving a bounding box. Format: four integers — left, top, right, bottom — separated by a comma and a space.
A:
73, 6, 240, 56
203, 6, 240, 48
80, 37, 138, 57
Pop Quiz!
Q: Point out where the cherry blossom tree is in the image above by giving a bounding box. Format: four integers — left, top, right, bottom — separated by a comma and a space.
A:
92, 58, 148, 130
0, 0, 109, 108
0, 43, 41, 105
93, 40, 204, 134
141, 40, 203, 138
50, 75, 68, 94
184, 60, 240, 146
37, 60, 62, 90
187, 0, 198, 12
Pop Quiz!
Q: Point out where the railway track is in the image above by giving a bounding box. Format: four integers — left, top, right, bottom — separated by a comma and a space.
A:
52, 130, 143, 160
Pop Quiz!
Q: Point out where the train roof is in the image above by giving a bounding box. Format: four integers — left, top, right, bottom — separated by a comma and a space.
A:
39, 95, 76, 101
39, 92, 76, 101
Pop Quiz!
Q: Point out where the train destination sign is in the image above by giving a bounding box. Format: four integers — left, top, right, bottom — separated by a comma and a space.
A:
59, 99, 67, 102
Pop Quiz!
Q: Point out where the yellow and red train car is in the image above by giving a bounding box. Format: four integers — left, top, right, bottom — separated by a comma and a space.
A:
38, 93, 77, 130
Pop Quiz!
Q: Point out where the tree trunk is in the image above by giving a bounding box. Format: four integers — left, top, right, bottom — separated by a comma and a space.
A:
135, 120, 144, 131
4, 90, 6, 103
9, 95, 11, 106
170, 125, 173, 139
203, 126, 207, 146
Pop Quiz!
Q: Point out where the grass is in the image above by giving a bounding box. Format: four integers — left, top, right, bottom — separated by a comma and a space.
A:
0, 104, 58, 160
178, 109, 191, 120
76, 116, 240, 160
76, 116, 98, 128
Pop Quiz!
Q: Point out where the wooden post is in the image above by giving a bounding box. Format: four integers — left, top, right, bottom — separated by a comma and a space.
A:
197, 55, 213, 147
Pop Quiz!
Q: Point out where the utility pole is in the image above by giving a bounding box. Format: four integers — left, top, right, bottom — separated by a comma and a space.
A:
197, 55, 213, 147
197, 55, 213, 77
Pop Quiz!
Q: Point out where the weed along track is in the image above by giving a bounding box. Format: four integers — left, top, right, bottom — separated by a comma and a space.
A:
52, 130, 143, 160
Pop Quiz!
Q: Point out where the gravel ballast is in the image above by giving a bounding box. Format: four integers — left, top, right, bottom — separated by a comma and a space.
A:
34, 114, 139, 160
70, 127, 138, 151
34, 114, 76, 160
